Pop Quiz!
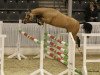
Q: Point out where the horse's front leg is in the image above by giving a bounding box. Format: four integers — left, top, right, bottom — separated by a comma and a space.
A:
36, 19, 44, 25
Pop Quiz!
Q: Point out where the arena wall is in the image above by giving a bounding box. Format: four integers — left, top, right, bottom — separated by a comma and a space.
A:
1, 22, 100, 55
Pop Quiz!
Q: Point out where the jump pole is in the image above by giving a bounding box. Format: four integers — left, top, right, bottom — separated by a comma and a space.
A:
30, 23, 52, 75
8, 20, 27, 60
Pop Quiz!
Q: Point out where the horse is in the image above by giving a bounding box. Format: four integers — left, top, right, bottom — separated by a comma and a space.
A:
22, 7, 80, 40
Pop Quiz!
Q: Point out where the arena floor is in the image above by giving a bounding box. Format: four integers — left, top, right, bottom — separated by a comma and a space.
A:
4, 54, 100, 75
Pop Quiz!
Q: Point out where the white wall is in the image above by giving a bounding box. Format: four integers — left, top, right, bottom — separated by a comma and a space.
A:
2, 22, 100, 55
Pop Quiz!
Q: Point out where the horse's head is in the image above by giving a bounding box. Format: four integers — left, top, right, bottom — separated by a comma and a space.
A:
22, 10, 34, 24
22, 9, 44, 25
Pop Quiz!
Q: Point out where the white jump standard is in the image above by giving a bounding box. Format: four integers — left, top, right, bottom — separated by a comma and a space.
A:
30, 25, 52, 75
82, 33, 100, 75
8, 20, 27, 60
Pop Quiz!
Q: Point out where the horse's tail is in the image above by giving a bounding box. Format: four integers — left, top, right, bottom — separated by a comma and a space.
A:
80, 22, 93, 34
76, 22, 93, 55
